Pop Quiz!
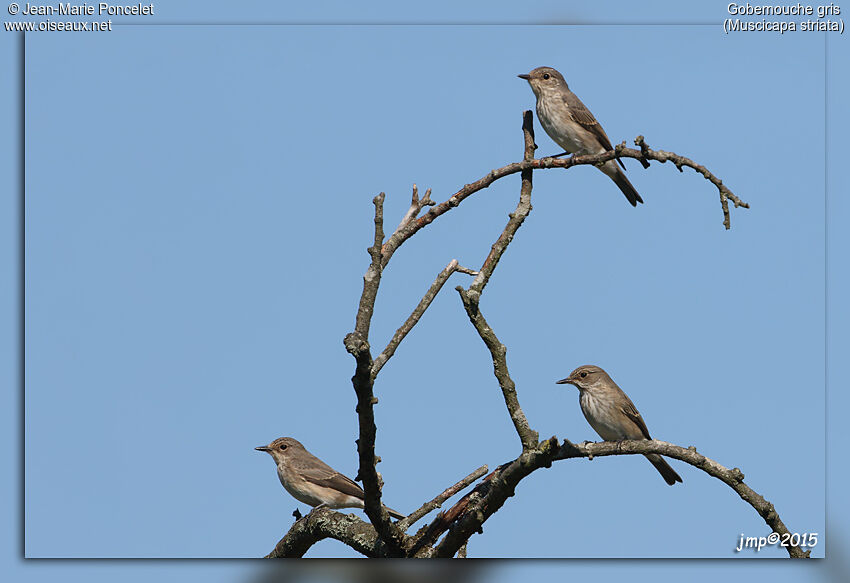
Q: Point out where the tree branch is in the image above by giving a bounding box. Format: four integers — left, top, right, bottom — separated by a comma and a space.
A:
353, 192, 386, 339
430, 437, 562, 557
397, 464, 489, 533
456, 289, 538, 450
371, 259, 477, 379
417, 436, 807, 559
631, 136, 747, 230
344, 192, 405, 555
265, 508, 386, 558
455, 111, 539, 451
467, 109, 536, 297
378, 133, 746, 270
553, 438, 810, 558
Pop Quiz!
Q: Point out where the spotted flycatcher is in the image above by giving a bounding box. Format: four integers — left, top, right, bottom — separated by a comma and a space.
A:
556, 365, 682, 485
255, 436, 405, 519
519, 66, 643, 206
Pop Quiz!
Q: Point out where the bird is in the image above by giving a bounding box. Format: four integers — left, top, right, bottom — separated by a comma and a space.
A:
255, 436, 406, 519
556, 365, 682, 485
518, 66, 644, 206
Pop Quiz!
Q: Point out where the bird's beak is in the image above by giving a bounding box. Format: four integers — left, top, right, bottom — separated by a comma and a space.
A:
517, 73, 531, 80
555, 377, 574, 385
255, 445, 270, 452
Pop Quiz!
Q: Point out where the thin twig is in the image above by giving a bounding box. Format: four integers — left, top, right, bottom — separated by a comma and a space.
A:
431, 438, 561, 557
371, 259, 477, 379
411, 469, 496, 557
631, 136, 747, 229
397, 464, 489, 533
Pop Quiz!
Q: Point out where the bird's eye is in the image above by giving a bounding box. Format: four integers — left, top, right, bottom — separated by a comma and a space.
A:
579, 371, 587, 378
279, 444, 287, 450
543, 73, 550, 80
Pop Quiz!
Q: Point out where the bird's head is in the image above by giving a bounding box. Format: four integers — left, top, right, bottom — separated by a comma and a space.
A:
255, 436, 304, 463
518, 66, 569, 97
556, 364, 609, 391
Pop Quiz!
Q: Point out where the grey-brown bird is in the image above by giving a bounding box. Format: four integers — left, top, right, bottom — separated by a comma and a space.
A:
519, 66, 644, 206
556, 365, 682, 485
255, 437, 405, 519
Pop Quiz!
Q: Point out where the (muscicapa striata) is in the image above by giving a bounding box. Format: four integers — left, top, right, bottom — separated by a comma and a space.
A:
519, 66, 644, 206
556, 365, 682, 485
255, 436, 405, 519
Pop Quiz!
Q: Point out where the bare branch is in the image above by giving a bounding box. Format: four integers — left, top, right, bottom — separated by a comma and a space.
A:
631, 136, 748, 230
377, 130, 747, 268
455, 111, 539, 451
454, 265, 479, 276
397, 464, 489, 533
431, 438, 562, 557
266, 508, 386, 558
353, 193, 386, 339
343, 331, 404, 555
553, 438, 810, 559
410, 473, 490, 557
344, 192, 405, 555
467, 109, 536, 297
455, 290, 538, 450
421, 437, 807, 559
371, 259, 477, 379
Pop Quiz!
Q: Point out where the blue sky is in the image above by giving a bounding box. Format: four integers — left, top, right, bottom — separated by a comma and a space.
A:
3, 0, 848, 581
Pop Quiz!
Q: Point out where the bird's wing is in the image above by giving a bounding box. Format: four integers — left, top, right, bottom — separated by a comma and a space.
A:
293, 456, 366, 499
620, 400, 653, 440
563, 92, 627, 170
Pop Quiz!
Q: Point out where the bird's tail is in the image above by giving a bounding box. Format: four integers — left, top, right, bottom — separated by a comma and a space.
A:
612, 169, 643, 207
384, 504, 406, 520
644, 453, 682, 486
